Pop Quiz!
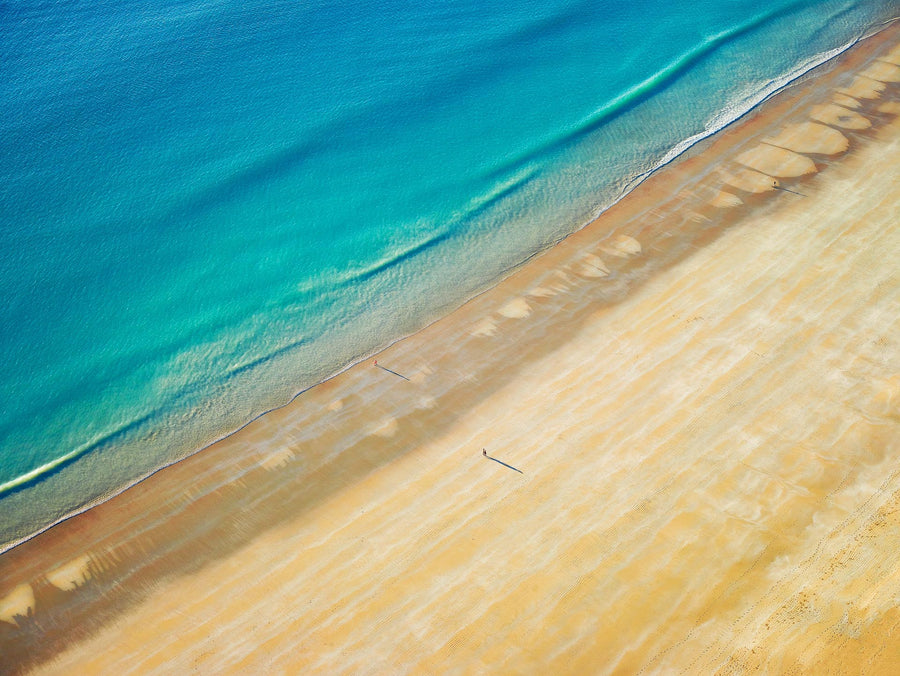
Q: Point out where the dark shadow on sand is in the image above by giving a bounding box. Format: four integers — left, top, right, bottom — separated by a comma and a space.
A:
485, 455, 524, 474
375, 363, 411, 381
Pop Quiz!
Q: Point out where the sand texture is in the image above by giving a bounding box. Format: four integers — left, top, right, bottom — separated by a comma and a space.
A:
2, 24, 899, 676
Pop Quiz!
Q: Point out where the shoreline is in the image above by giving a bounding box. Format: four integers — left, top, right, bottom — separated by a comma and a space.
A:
2, 21, 900, 674
1, 17, 894, 559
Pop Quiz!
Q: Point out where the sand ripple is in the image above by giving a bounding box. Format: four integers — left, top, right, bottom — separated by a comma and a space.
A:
577, 254, 609, 277
838, 76, 886, 99
735, 143, 817, 177
809, 103, 872, 129
719, 166, 777, 193
763, 122, 848, 156
709, 190, 743, 208
499, 298, 532, 318
0, 584, 34, 625
862, 60, 900, 82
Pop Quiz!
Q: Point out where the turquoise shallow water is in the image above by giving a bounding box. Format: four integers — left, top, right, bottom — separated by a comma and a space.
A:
0, 0, 896, 549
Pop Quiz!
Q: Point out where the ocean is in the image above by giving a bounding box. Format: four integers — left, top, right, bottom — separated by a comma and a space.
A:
1, 0, 896, 550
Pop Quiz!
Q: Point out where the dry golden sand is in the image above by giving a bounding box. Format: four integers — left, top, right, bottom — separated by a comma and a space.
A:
2, 27, 900, 676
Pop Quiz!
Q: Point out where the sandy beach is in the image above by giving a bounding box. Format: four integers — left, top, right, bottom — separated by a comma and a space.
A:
2, 23, 900, 675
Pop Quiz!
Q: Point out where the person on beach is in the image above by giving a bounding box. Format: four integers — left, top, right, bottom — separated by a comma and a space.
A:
483, 448, 487, 457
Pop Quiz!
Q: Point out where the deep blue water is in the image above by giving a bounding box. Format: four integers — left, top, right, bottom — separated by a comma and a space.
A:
1, 0, 896, 548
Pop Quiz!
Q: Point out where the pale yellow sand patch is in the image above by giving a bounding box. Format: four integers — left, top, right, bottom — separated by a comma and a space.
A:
600, 234, 642, 258
577, 253, 609, 278
763, 121, 849, 155
326, 399, 344, 412
526, 287, 556, 298
883, 44, 900, 65
498, 298, 532, 318
838, 75, 886, 99
719, 166, 777, 193
547, 270, 574, 293
735, 142, 817, 177
415, 395, 437, 411
870, 374, 900, 419
833, 92, 861, 108
862, 60, 900, 82
369, 417, 398, 438
46, 555, 93, 592
878, 45, 900, 66
810, 103, 872, 129
878, 101, 900, 115
259, 447, 294, 471
709, 190, 743, 208
470, 317, 498, 337
408, 366, 433, 384
0, 583, 34, 625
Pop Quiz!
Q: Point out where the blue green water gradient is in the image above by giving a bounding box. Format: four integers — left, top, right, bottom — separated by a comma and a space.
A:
1, 0, 896, 549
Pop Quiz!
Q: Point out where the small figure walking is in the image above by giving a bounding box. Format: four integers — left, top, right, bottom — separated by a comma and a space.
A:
483, 448, 488, 457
